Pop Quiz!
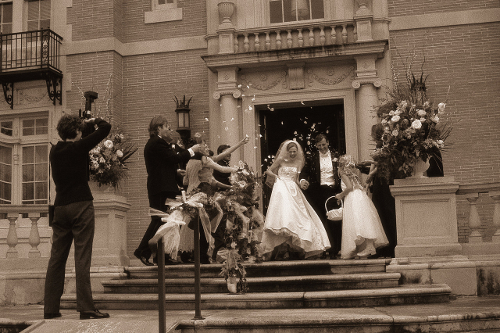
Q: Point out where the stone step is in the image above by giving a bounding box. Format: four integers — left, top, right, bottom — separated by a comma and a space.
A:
126, 258, 391, 279
103, 272, 401, 294
60, 284, 451, 310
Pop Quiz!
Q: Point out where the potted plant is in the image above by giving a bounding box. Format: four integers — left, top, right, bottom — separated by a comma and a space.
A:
219, 247, 247, 294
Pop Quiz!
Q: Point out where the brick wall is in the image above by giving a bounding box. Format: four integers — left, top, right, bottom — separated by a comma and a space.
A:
389, 22, 500, 241
67, 0, 118, 41
121, 0, 207, 43
121, 49, 210, 253
388, 0, 500, 16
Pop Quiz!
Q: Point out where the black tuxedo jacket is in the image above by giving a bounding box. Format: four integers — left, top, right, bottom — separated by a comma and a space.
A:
300, 150, 341, 193
144, 135, 192, 197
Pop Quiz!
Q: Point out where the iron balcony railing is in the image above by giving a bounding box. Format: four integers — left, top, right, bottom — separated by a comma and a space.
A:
0, 29, 62, 74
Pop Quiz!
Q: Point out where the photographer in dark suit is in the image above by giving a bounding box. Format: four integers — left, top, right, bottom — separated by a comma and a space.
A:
134, 115, 201, 265
44, 114, 111, 320
299, 134, 343, 258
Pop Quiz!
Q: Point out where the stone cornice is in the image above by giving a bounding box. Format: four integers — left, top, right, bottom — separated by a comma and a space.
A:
202, 40, 388, 72
352, 77, 382, 89
390, 8, 500, 31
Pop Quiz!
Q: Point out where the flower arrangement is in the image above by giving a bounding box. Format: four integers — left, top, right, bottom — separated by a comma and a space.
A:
371, 70, 452, 182
89, 130, 138, 188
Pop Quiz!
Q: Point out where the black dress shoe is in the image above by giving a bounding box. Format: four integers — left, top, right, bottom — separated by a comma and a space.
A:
80, 309, 110, 320
44, 312, 61, 319
134, 250, 154, 266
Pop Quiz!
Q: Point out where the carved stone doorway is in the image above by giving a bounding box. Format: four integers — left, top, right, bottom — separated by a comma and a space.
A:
258, 102, 346, 213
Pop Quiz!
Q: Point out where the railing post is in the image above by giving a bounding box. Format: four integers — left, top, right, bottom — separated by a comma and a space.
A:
158, 237, 166, 333
193, 215, 203, 320
490, 191, 500, 242
28, 212, 41, 258
6, 212, 19, 258
465, 193, 483, 243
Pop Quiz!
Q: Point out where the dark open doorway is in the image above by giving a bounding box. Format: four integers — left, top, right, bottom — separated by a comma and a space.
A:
258, 102, 346, 212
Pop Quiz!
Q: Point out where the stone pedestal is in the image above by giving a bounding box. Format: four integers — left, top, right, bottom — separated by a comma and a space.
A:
390, 176, 462, 257
388, 176, 477, 296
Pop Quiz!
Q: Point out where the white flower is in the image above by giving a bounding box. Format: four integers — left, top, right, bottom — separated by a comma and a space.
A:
391, 115, 400, 123
104, 140, 113, 149
436, 140, 444, 148
392, 129, 399, 137
394, 109, 402, 115
417, 109, 427, 117
411, 119, 422, 130
431, 115, 440, 123
389, 110, 395, 116
438, 103, 446, 112
116, 150, 123, 158
381, 119, 388, 125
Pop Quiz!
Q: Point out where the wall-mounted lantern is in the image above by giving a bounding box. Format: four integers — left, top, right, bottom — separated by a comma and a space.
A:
174, 95, 192, 143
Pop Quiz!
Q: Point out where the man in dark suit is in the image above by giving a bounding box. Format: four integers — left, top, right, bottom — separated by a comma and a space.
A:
134, 115, 201, 265
299, 134, 343, 258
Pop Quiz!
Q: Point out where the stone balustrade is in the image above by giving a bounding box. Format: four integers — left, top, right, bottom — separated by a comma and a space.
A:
233, 21, 357, 54
457, 182, 500, 258
0, 205, 52, 261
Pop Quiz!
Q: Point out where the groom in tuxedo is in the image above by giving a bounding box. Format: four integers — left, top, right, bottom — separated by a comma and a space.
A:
299, 133, 343, 258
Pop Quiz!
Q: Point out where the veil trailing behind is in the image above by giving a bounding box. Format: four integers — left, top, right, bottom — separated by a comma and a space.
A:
260, 140, 330, 259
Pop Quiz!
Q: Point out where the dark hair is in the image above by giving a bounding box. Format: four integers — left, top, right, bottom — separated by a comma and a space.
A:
217, 144, 231, 155
56, 114, 84, 141
371, 123, 385, 148
149, 115, 168, 136
287, 141, 298, 150
315, 133, 329, 144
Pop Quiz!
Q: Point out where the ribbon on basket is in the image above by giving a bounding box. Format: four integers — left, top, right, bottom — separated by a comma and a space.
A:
325, 196, 343, 221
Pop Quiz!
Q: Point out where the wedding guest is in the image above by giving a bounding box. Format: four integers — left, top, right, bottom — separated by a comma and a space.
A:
299, 134, 343, 258
335, 155, 388, 259
261, 140, 330, 260
179, 134, 249, 263
45, 114, 111, 320
134, 115, 201, 266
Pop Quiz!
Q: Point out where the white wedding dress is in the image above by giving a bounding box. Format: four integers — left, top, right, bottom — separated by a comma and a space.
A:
261, 166, 331, 258
340, 167, 389, 259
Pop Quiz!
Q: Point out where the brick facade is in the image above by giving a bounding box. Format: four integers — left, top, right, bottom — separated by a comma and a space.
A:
62, 1, 500, 252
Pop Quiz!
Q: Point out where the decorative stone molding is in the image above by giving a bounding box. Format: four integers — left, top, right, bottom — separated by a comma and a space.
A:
213, 89, 241, 100
18, 87, 48, 105
308, 66, 355, 86
352, 78, 382, 89
218, 1, 235, 27
239, 72, 287, 91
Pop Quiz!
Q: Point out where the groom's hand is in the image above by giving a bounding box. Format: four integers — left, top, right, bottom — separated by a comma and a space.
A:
299, 179, 309, 190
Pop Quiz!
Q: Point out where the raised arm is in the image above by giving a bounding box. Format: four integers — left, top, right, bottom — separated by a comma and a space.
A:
212, 135, 249, 162
204, 157, 237, 173
335, 171, 353, 201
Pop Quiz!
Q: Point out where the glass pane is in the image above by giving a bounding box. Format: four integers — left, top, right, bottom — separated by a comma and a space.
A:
3, 3, 12, 23
36, 118, 48, 135
283, 0, 293, 22
23, 146, 34, 163
35, 145, 48, 163
23, 164, 34, 182
28, 1, 39, 21
0, 163, 12, 182
40, 19, 50, 29
27, 21, 37, 31
0, 182, 11, 203
41, 0, 51, 20
270, 0, 283, 23
0, 145, 12, 164
158, 0, 165, 4
35, 182, 47, 200
35, 163, 47, 180
23, 183, 34, 201
23, 119, 35, 136
1, 121, 13, 136
311, 0, 324, 19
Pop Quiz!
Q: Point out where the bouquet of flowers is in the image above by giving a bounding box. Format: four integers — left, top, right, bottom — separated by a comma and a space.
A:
89, 131, 138, 188
372, 97, 451, 182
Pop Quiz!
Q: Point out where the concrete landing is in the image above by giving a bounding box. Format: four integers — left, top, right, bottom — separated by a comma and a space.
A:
1, 296, 500, 333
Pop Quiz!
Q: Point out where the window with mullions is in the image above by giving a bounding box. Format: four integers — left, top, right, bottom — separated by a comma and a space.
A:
0, 116, 49, 205
27, 0, 50, 31
0, 1, 12, 34
270, 0, 324, 23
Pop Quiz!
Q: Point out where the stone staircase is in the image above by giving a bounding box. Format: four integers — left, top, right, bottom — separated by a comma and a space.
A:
60, 258, 452, 310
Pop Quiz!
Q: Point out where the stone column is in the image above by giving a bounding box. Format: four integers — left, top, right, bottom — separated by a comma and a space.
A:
352, 55, 381, 162
213, 67, 241, 149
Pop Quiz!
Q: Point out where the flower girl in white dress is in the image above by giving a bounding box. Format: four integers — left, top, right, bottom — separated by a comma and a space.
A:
335, 155, 388, 259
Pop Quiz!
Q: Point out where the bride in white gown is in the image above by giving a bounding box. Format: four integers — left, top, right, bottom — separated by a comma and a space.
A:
261, 140, 331, 259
